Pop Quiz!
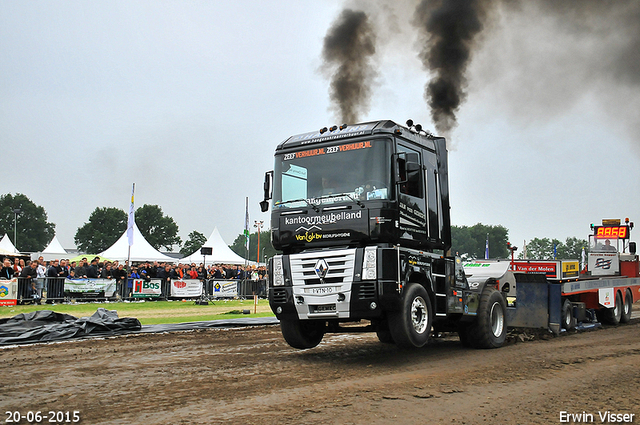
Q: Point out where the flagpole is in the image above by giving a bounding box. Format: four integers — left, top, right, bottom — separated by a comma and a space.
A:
126, 183, 135, 299
244, 197, 250, 269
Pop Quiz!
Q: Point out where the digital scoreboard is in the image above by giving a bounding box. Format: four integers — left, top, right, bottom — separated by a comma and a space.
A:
593, 225, 630, 239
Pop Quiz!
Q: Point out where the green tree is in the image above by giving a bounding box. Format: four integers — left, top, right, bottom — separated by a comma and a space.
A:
230, 230, 278, 263
451, 223, 509, 259
75, 207, 127, 253
520, 237, 587, 260
0, 193, 55, 252
135, 204, 181, 251
180, 230, 207, 256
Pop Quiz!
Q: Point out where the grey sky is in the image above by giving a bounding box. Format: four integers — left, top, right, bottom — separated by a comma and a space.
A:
2, 1, 639, 253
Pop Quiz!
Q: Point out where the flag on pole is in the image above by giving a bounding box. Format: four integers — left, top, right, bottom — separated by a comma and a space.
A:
127, 183, 135, 246
523, 240, 527, 259
484, 233, 489, 259
244, 197, 250, 251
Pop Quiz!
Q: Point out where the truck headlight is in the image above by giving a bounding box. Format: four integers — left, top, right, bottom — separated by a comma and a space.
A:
362, 247, 377, 280
273, 255, 285, 286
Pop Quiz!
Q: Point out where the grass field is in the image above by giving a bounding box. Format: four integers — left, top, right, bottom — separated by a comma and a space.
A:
0, 299, 275, 325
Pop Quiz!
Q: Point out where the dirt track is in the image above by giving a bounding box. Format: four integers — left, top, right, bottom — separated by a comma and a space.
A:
2, 313, 640, 424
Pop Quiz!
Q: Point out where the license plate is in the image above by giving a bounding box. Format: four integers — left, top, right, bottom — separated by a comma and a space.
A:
306, 286, 335, 295
314, 304, 336, 313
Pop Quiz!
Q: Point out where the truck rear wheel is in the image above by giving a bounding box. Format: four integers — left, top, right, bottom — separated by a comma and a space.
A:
562, 299, 576, 331
388, 283, 432, 348
620, 289, 633, 323
599, 290, 623, 325
280, 319, 325, 349
468, 288, 507, 349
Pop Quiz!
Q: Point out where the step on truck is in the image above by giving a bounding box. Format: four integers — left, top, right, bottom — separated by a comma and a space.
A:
260, 119, 510, 349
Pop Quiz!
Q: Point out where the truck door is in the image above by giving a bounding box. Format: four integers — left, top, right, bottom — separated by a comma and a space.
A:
397, 143, 427, 244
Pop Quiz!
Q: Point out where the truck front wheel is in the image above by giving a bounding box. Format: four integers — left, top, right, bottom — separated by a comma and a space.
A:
280, 319, 325, 349
388, 283, 432, 348
468, 288, 507, 349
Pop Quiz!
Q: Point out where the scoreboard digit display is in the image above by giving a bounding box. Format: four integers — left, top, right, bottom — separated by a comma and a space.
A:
594, 225, 629, 239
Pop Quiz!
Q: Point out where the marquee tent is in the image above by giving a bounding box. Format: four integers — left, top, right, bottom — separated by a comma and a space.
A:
98, 223, 176, 263
31, 235, 68, 261
179, 227, 249, 265
0, 234, 19, 254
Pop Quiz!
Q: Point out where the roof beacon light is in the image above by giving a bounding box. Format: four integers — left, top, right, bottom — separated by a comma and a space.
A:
330, 125, 338, 132
339, 124, 348, 130
320, 127, 328, 134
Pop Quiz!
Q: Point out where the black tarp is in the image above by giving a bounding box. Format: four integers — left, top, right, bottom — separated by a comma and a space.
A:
0, 309, 280, 346
0, 308, 142, 346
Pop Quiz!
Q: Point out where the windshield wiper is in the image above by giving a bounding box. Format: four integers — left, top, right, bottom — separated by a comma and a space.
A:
274, 198, 319, 212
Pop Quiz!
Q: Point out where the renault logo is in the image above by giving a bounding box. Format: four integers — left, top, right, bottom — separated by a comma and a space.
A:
314, 259, 329, 280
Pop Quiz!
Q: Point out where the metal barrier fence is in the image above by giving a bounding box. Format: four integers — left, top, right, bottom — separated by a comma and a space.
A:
13, 277, 268, 304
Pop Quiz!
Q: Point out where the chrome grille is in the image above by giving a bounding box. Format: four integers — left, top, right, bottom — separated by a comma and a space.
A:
289, 249, 356, 286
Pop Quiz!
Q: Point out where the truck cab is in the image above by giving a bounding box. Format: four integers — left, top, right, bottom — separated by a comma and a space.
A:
261, 120, 506, 349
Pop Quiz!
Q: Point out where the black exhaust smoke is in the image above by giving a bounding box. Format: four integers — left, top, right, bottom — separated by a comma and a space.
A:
321, 9, 377, 125
413, 0, 492, 135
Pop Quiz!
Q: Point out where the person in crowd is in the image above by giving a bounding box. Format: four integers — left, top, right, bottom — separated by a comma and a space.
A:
86, 258, 99, 278
197, 265, 207, 280
212, 265, 224, 279
36, 258, 47, 278
47, 260, 59, 279
127, 266, 140, 297
67, 270, 77, 279
69, 261, 77, 274
113, 263, 127, 298
20, 260, 39, 303
57, 259, 69, 278
148, 262, 158, 279
139, 264, 151, 282
1, 258, 14, 280
13, 259, 23, 275
186, 266, 197, 279
101, 262, 114, 279
75, 260, 87, 278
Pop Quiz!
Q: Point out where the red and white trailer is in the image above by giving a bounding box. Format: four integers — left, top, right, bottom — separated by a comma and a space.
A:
513, 218, 640, 330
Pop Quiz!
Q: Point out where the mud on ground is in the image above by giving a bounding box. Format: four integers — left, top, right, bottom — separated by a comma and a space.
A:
1, 316, 639, 424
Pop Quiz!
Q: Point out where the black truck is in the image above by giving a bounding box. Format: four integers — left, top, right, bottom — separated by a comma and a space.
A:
260, 120, 507, 349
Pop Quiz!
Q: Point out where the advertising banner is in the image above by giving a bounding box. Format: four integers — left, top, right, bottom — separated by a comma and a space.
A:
211, 280, 238, 298
170, 279, 202, 298
511, 261, 559, 279
561, 261, 580, 278
0, 278, 18, 306
64, 279, 117, 297
132, 279, 162, 298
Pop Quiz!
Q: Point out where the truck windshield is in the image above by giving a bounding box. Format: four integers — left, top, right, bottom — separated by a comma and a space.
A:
273, 139, 391, 208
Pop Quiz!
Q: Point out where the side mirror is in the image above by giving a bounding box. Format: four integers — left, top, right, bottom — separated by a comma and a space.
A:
396, 152, 420, 184
260, 171, 273, 212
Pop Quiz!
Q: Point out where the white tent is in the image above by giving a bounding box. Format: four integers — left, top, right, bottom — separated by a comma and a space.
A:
31, 235, 68, 261
98, 223, 176, 262
0, 234, 19, 254
180, 227, 249, 265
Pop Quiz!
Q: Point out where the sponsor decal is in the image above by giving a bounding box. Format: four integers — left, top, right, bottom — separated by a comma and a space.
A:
295, 231, 351, 242
594, 258, 612, 269
285, 210, 362, 230
283, 140, 373, 160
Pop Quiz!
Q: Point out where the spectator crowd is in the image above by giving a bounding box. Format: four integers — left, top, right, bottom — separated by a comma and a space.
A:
0, 255, 268, 300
